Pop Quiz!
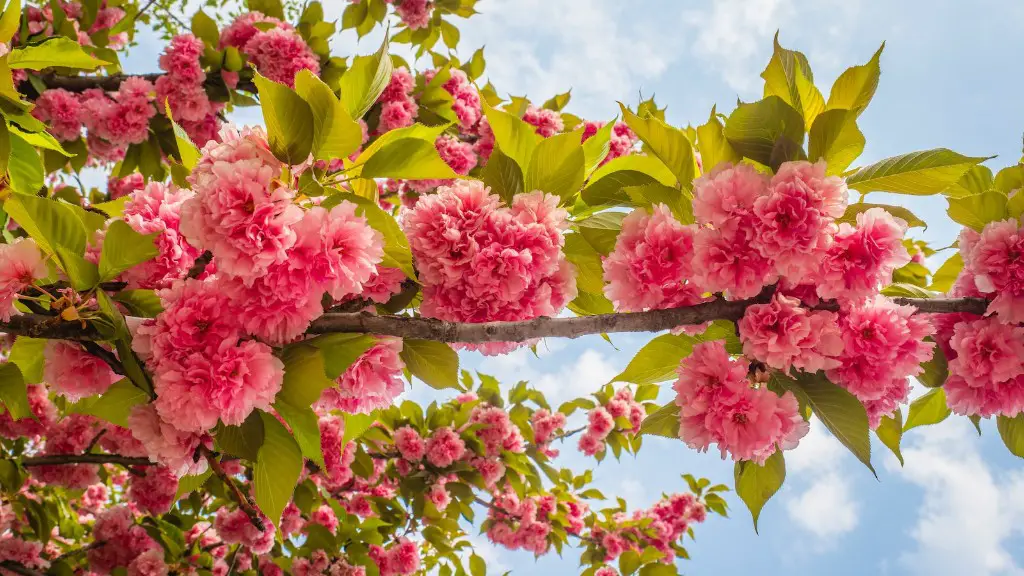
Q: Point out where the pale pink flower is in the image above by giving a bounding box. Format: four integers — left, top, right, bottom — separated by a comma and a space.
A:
814, 208, 910, 304
692, 163, 768, 230
692, 226, 775, 299
393, 426, 426, 461
967, 219, 1024, 323
0, 238, 48, 321
319, 415, 355, 487
0, 383, 56, 440
948, 317, 1024, 388
43, 341, 119, 401
219, 12, 290, 50
127, 465, 179, 515
425, 427, 465, 468
122, 182, 201, 289
127, 548, 168, 576
522, 105, 563, 137
395, 0, 431, 29
127, 404, 210, 477
290, 203, 384, 300
316, 338, 405, 414
215, 508, 276, 554
0, 537, 49, 572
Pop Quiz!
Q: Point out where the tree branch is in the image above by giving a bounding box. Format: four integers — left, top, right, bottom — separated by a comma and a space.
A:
81, 341, 126, 376
0, 561, 44, 576
201, 447, 266, 532
32, 72, 256, 94
0, 297, 990, 343
186, 251, 213, 279
19, 454, 154, 467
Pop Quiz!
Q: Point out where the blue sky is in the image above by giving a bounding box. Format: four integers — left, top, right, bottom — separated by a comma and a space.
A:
110, 1, 1024, 574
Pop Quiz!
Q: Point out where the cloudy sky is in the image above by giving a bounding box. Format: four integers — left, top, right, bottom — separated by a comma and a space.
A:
115, 0, 1024, 573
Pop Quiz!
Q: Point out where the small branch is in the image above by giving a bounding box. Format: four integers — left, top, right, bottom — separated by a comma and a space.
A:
202, 447, 266, 532
85, 429, 107, 453
0, 297, 992, 343
20, 454, 154, 467
549, 426, 586, 443
135, 0, 159, 19
32, 72, 257, 94
0, 561, 45, 576
186, 251, 213, 280
81, 341, 126, 376
52, 541, 104, 564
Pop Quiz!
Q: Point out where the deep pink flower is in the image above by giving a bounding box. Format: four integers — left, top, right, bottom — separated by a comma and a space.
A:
692, 163, 768, 230
32, 415, 101, 489
814, 208, 910, 304
32, 88, 82, 141
122, 182, 201, 289
967, 219, 1024, 323
290, 203, 384, 301
393, 426, 426, 461
692, 226, 775, 299
43, 340, 119, 401
948, 317, 1024, 388
243, 28, 320, 87
739, 294, 843, 372
127, 548, 168, 576
215, 508, 276, 554
219, 12, 290, 49
522, 105, 563, 137
395, 0, 431, 30
0, 383, 56, 440
127, 465, 179, 515
0, 537, 49, 572
425, 427, 465, 468
127, 404, 210, 476
319, 415, 355, 488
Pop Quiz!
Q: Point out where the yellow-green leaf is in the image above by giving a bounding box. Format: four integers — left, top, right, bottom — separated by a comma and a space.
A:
845, 149, 989, 196
254, 411, 303, 524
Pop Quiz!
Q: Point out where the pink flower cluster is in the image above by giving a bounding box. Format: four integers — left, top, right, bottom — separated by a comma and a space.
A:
404, 135, 478, 194
127, 465, 179, 515
108, 173, 146, 200
392, 0, 432, 29
486, 491, 560, 554
243, 27, 321, 87
441, 69, 483, 130
944, 317, 1024, 418
32, 415, 101, 488
378, 67, 419, 133
531, 409, 566, 457
318, 414, 356, 488
961, 219, 1024, 323
673, 341, 808, 463
424, 426, 466, 468
522, 105, 564, 137
578, 388, 644, 457
121, 182, 203, 289
32, 88, 83, 141
0, 383, 56, 440
292, 550, 366, 576
126, 548, 168, 576
580, 120, 638, 165
215, 507, 276, 554
0, 238, 48, 322
603, 204, 705, 312
126, 404, 210, 476
0, 536, 48, 574
594, 492, 706, 565
316, 338, 406, 414
370, 538, 420, 576
827, 296, 935, 427
155, 34, 221, 145
81, 77, 157, 149
403, 182, 577, 354
469, 404, 526, 456
87, 505, 160, 574
42, 340, 119, 401
739, 294, 843, 373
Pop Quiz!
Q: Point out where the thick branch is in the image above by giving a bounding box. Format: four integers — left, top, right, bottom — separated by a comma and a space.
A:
0, 297, 990, 343
32, 72, 256, 94
186, 251, 214, 279
19, 454, 154, 467
0, 561, 44, 576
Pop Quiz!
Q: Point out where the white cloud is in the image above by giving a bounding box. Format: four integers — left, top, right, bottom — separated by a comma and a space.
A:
891, 422, 1024, 576
784, 423, 861, 539
457, 0, 679, 118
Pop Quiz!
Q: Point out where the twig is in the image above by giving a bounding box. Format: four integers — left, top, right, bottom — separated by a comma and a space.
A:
85, 429, 108, 452
186, 251, 213, 280
202, 447, 266, 532
0, 561, 44, 576
20, 454, 154, 467
81, 341, 126, 376
0, 296, 992, 343
135, 0, 160, 19
549, 426, 586, 443
52, 541, 105, 564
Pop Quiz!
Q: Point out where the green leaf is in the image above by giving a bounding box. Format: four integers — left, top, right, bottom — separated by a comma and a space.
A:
341, 411, 375, 446
309, 333, 376, 379
10, 124, 70, 156
696, 107, 740, 174
638, 403, 680, 438
483, 102, 541, 172
624, 182, 693, 224
340, 34, 393, 120
638, 563, 678, 576
620, 103, 697, 187
255, 411, 303, 524
875, 407, 904, 466
480, 145, 524, 204
113, 289, 163, 318
361, 137, 460, 180
945, 165, 996, 198
216, 413, 265, 461
577, 211, 625, 255
946, 191, 1008, 232
469, 554, 486, 576
8, 337, 45, 384
253, 72, 315, 164
0, 0, 21, 43
724, 96, 806, 170
618, 550, 641, 576
845, 149, 989, 196
808, 108, 865, 175
0, 362, 31, 421
581, 119, 615, 176
903, 388, 951, 432
69, 378, 148, 428
760, 35, 824, 128
8, 133, 44, 194
325, 192, 414, 280
279, 344, 336, 408
612, 322, 741, 386
248, 0, 285, 19
773, 371, 874, 474
996, 414, 1024, 458
918, 344, 948, 388
99, 220, 159, 281
837, 203, 925, 229
3, 193, 87, 256
190, 9, 219, 46
163, 100, 200, 171
928, 253, 963, 293
294, 70, 364, 162
826, 43, 883, 116
400, 339, 459, 390
56, 247, 99, 290
734, 451, 785, 532
8, 37, 109, 70
175, 470, 212, 499
274, 401, 325, 469
581, 154, 676, 207
525, 130, 586, 203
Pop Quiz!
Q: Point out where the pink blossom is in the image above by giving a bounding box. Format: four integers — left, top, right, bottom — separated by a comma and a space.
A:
378, 99, 418, 132
32, 88, 82, 141
692, 163, 768, 230
692, 226, 775, 299
0, 238, 48, 321
158, 34, 205, 85
127, 548, 168, 576
828, 296, 935, 415
395, 0, 431, 29
181, 125, 302, 280
814, 208, 910, 304
738, 294, 843, 372
948, 317, 1024, 388
966, 219, 1024, 323
214, 508, 276, 554
380, 67, 416, 103
219, 259, 323, 346
243, 28, 320, 87
280, 502, 305, 536
425, 427, 465, 468
474, 117, 495, 160
427, 482, 451, 510
522, 105, 563, 137
603, 204, 704, 311
157, 77, 213, 124
219, 12, 289, 50
127, 404, 210, 476
290, 203, 384, 300
43, 340, 119, 401
32, 415, 101, 489
88, 505, 159, 573
309, 504, 339, 533
317, 338, 405, 414
359, 267, 407, 304
0, 383, 56, 440
121, 182, 202, 290
531, 409, 566, 444
393, 426, 425, 461
153, 339, 283, 432
0, 537, 49, 572
128, 465, 179, 515
319, 415, 355, 487
108, 173, 146, 200
587, 407, 615, 439
577, 432, 605, 456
